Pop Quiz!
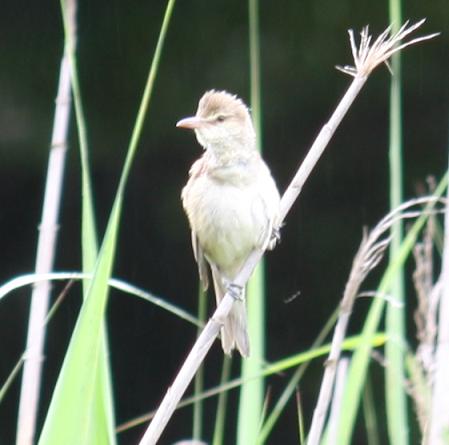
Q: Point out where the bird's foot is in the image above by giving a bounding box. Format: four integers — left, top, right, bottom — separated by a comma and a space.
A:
226, 282, 244, 301
267, 227, 281, 249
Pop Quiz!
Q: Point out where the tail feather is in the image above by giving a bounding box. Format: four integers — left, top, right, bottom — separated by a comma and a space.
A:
212, 268, 249, 357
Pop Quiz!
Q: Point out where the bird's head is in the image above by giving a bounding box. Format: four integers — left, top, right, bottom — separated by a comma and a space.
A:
177, 90, 256, 154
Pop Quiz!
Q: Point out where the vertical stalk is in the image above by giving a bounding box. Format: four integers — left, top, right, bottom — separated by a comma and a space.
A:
193, 287, 207, 440
237, 0, 265, 443
363, 373, 380, 445
212, 357, 232, 445
386, 1, 408, 444
16, 55, 71, 445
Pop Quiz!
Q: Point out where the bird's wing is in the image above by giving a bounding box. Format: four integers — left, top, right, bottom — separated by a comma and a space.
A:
191, 230, 209, 290
257, 168, 281, 251
251, 188, 280, 251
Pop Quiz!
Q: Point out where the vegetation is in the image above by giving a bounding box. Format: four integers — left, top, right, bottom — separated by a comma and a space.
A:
0, 1, 447, 444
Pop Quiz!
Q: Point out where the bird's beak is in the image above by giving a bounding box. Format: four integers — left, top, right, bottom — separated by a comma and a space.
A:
176, 116, 205, 129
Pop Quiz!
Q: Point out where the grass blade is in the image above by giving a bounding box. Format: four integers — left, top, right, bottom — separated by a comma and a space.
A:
363, 372, 381, 445
116, 333, 386, 435
37, 1, 175, 443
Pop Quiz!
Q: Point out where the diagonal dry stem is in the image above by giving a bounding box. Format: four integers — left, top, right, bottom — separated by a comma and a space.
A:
139, 20, 438, 445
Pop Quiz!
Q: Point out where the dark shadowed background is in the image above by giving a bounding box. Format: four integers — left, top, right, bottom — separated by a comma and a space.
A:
0, 1, 448, 443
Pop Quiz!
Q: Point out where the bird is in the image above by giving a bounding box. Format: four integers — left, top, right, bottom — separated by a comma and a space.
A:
177, 90, 280, 357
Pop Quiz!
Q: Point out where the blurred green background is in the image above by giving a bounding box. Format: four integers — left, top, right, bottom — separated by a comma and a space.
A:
0, 1, 447, 443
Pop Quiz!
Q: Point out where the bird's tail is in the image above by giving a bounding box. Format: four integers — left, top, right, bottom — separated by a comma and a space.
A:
212, 269, 250, 357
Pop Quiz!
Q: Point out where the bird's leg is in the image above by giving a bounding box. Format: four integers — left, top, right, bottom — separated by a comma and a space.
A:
226, 282, 244, 301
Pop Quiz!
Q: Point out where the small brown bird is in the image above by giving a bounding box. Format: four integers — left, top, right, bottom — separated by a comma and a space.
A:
178, 90, 280, 357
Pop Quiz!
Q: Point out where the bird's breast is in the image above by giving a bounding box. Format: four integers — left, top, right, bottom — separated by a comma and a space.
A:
182, 168, 277, 278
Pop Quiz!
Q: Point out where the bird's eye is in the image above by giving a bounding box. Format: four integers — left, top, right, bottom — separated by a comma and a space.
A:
216, 115, 226, 122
